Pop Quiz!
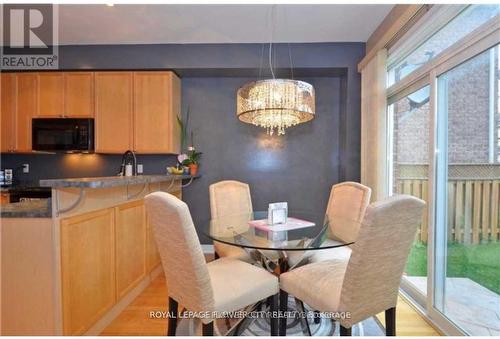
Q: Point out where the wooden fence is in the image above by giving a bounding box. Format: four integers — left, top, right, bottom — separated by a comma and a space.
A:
397, 179, 500, 244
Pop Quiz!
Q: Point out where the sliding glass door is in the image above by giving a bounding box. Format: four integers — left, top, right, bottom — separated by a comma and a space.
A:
385, 4, 499, 334
434, 45, 500, 335
388, 86, 431, 301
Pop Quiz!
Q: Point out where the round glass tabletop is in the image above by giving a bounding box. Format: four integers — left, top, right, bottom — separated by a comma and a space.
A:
203, 210, 358, 251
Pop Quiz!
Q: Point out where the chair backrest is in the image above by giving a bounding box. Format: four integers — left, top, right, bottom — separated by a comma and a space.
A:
209, 180, 253, 219
339, 195, 425, 327
144, 192, 215, 313
326, 181, 371, 243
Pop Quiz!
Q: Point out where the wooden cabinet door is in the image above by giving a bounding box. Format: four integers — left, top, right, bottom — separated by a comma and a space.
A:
1, 73, 16, 152
95, 72, 133, 153
133, 72, 181, 153
145, 214, 161, 272
60, 208, 116, 335
37, 72, 64, 117
15, 73, 37, 152
115, 200, 146, 300
65, 72, 94, 117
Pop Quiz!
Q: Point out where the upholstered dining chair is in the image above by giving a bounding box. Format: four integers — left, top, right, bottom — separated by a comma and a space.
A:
145, 192, 279, 336
279, 195, 425, 336
309, 181, 371, 263
209, 180, 254, 262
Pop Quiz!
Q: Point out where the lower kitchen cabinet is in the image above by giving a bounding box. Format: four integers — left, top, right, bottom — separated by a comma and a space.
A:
115, 200, 147, 300
60, 208, 116, 336
146, 214, 162, 272
59, 199, 162, 335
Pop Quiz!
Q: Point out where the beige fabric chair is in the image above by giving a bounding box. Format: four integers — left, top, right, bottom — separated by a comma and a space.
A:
279, 195, 425, 335
144, 192, 279, 335
209, 180, 253, 262
309, 181, 371, 264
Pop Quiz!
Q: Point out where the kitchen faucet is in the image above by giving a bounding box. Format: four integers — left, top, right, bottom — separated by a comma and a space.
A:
118, 150, 137, 176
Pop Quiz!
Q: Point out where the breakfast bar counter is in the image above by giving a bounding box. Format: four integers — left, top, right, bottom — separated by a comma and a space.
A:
1, 173, 197, 336
39, 174, 197, 189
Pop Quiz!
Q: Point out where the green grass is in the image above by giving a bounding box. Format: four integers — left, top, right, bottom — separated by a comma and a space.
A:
405, 242, 500, 295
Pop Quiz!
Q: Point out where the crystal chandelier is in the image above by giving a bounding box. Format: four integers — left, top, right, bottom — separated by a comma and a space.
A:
237, 79, 315, 135
236, 6, 315, 136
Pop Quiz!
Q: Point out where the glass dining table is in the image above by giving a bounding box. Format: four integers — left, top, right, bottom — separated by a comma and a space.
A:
198, 210, 359, 336
203, 210, 354, 272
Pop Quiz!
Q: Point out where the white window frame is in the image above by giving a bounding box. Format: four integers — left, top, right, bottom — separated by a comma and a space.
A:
386, 11, 500, 336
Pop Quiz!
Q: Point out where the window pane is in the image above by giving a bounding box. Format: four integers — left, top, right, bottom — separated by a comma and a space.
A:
434, 45, 500, 335
388, 5, 500, 86
388, 85, 430, 294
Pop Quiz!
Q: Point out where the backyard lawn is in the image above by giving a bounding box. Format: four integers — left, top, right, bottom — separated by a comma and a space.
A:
405, 242, 500, 295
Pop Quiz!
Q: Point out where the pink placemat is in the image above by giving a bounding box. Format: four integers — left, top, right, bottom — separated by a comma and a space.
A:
248, 217, 315, 232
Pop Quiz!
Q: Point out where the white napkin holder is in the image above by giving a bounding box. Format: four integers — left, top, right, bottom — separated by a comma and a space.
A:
268, 202, 288, 225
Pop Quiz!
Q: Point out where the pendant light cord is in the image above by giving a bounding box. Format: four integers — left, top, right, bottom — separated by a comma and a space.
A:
269, 5, 276, 79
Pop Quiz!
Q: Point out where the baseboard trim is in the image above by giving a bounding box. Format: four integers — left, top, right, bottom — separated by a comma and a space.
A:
201, 244, 214, 254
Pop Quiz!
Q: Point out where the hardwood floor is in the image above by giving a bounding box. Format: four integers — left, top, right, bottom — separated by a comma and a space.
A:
376, 297, 440, 336
101, 271, 440, 336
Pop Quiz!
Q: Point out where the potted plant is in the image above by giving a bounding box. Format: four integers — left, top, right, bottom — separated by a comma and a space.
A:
182, 149, 202, 176
176, 107, 190, 152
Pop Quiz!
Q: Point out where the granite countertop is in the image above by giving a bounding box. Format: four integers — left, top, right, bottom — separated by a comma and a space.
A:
0, 198, 52, 218
39, 174, 199, 189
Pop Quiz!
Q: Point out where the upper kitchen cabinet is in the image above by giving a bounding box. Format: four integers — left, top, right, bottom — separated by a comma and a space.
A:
37, 73, 64, 117
133, 72, 181, 154
64, 72, 94, 117
1, 73, 16, 152
36, 72, 94, 118
95, 72, 133, 153
15, 73, 37, 152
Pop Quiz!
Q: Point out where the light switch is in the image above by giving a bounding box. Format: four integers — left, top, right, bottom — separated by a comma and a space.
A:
22, 164, 29, 173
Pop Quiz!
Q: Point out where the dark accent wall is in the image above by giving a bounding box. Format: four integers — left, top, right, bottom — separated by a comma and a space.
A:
181, 77, 341, 242
0, 42, 364, 243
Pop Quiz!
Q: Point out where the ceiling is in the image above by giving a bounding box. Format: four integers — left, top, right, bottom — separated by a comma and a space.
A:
58, 4, 393, 45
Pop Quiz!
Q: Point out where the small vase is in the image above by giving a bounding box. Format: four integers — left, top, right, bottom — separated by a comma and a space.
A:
188, 164, 198, 176
183, 166, 190, 175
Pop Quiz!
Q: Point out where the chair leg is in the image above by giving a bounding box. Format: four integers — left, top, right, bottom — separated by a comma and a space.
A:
295, 297, 312, 336
168, 297, 178, 336
314, 310, 321, 324
385, 307, 396, 336
270, 294, 279, 336
279, 289, 288, 336
339, 325, 352, 336
202, 321, 214, 336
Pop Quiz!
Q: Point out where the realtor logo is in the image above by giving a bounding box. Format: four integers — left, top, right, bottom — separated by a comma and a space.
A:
1, 4, 58, 69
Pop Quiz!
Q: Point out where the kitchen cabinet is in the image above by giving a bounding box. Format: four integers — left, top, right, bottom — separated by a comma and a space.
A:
60, 208, 116, 336
1, 73, 16, 152
133, 72, 181, 154
64, 72, 94, 117
36, 72, 94, 118
15, 73, 37, 152
145, 214, 161, 272
95, 72, 133, 153
115, 200, 146, 300
1, 71, 180, 154
37, 73, 64, 117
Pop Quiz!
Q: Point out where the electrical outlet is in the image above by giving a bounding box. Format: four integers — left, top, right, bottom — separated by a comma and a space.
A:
22, 164, 29, 173
137, 164, 143, 174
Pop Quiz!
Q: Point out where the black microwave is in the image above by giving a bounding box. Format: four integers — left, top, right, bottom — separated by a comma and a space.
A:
32, 118, 94, 152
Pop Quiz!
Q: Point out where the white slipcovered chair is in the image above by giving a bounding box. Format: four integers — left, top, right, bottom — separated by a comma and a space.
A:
279, 195, 425, 336
309, 181, 371, 263
144, 192, 279, 336
209, 180, 254, 262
